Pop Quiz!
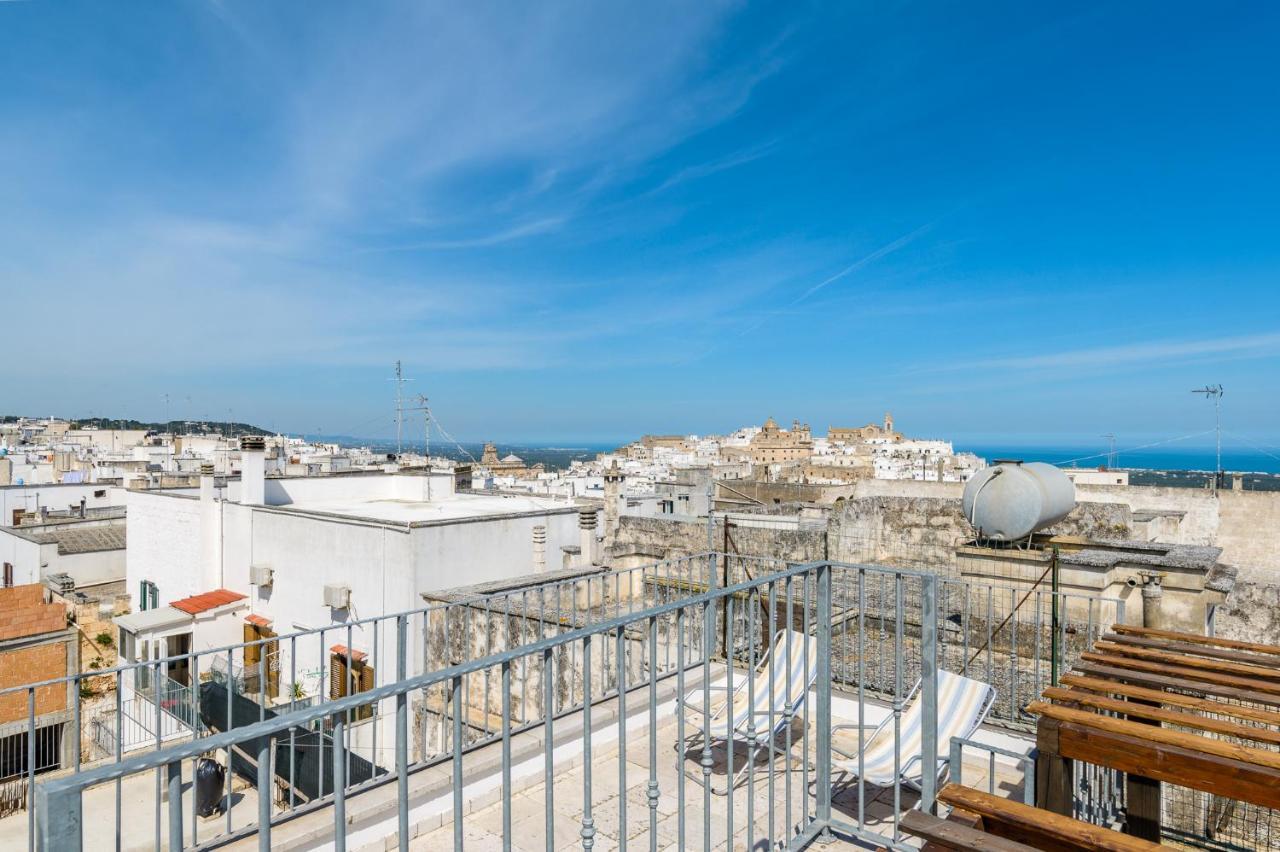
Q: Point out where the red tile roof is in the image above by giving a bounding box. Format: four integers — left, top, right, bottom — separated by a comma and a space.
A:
170, 589, 247, 615
330, 644, 368, 663
245, 614, 272, 627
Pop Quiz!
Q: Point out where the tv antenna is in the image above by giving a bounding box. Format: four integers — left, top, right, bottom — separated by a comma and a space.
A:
1191, 384, 1224, 489
416, 395, 431, 462
388, 361, 414, 456
1101, 433, 1117, 469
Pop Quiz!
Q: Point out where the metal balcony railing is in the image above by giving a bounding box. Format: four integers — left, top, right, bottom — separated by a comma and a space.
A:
5, 552, 1127, 850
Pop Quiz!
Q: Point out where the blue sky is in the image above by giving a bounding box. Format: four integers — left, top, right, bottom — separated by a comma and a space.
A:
2, 2, 1278, 447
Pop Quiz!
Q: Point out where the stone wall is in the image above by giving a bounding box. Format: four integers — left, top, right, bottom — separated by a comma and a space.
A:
827, 496, 1132, 572
610, 515, 828, 564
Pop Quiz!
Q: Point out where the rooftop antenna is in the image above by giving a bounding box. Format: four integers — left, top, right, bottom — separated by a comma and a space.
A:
415, 394, 431, 462
1191, 384, 1224, 489
388, 361, 414, 456
1102, 433, 1117, 469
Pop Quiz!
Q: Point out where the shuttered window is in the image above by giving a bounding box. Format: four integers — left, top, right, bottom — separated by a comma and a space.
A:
328, 653, 374, 721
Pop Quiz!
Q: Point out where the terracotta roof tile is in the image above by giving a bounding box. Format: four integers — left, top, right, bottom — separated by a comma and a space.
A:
330, 644, 368, 663
245, 614, 271, 627
170, 589, 247, 615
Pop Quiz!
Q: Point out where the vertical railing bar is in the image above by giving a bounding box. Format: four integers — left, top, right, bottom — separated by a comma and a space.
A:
451, 673, 463, 851
920, 574, 939, 814
344, 625, 353, 788
816, 562, 833, 835
802, 572, 811, 840
289, 634, 297, 812
580, 636, 595, 850
647, 615, 659, 852
501, 655, 512, 852
701, 588, 714, 851
115, 668, 123, 852
227, 648, 235, 836
191, 653, 200, 847
27, 688, 36, 852
154, 660, 162, 851
617, 625, 627, 852
725, 591, 735, 846
333, 710, 346, 852
784, 575, 793, 841
892, 575, 903, 842
543, 644, 554, 852
257, 731, 272, 852
857, 569, 866, 828
767, 581, 777, 847
676, 605, 686, 851
372, 615, 380, 774
396, 615, 409, 852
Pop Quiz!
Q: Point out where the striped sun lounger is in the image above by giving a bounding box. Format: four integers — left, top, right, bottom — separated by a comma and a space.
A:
676, 629, 820, 794
832, 669, 997, 790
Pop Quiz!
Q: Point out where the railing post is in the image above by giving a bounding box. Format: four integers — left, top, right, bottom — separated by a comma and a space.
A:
920, 573, 939, 814
35, 778, 81, 851
168, 759, 184, 851
815, 562, 833, 830
396, 614, 409, 852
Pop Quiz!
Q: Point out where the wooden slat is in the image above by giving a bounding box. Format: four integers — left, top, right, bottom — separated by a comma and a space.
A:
1042, 686, 1280, 747
1112, 624, 1280, 656
1027, 702, 1280, 770
1094, 639, 1280, 682
1071, 662, 1280, 708
1059, 673, 1280, 727
1103, 631, 1280, 667
1051, 717, 1280, 810
899, 809, 1040, 852
937, 783, 1163, 852
1079, 651, 1280, 696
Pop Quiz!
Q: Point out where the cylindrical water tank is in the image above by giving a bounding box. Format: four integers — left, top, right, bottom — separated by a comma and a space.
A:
962, 461, 1075, 541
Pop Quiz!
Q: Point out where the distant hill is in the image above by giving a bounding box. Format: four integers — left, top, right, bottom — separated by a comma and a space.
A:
2, 414, 271, 438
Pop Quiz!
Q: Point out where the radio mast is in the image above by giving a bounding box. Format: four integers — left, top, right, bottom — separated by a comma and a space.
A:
1191, 384, 1224, 489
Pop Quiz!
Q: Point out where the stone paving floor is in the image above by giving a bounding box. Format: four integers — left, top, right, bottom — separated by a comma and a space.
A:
412, 716, 1027, 851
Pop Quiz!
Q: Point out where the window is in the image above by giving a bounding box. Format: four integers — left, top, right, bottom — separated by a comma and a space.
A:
138, 580, 158, 611
93, 489, 106, 498
329, 651, 375, 721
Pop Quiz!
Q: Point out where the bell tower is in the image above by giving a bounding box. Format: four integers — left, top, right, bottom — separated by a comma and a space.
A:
884, 411, 894, 434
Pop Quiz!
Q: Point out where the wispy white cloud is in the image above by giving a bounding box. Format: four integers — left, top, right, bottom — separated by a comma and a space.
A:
790, 220, 935, 305
926, 332, 1280, 373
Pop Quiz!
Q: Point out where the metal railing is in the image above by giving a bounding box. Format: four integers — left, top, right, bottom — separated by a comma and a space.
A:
37, 559, 949, 851
3, 552, 1128, 850
948, 736, 1035, 804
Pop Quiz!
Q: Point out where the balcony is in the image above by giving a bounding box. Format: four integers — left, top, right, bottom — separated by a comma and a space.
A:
26, 553, 1141, 851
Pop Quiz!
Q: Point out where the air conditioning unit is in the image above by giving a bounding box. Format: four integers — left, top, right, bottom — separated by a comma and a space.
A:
249, 564, 273, 587
323, 584, 351, 609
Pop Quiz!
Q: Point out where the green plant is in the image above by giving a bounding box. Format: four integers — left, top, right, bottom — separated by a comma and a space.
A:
88, 660, 102, 670
95, 631, 115, 647
79, 685, 94, 699
290, 681, 307, 701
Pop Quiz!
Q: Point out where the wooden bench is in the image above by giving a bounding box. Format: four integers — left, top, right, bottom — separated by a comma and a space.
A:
931, 783, 1164, 852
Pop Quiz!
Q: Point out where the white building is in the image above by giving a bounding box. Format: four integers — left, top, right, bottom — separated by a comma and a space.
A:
122, 445, 590, 722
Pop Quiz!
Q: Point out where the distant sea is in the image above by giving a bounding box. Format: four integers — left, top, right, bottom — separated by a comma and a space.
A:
956, 445, 1280, 475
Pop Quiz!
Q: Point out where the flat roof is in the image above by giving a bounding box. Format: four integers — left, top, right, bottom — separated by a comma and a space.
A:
116, 606, 192, 633
279, 493, 577, 524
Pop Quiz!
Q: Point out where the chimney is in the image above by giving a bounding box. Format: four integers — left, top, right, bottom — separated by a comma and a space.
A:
578, 507, 599, 566
1139, 571, 1166, 630
239, 435, 266, 505
199, 462, 216, 502
532, 525, 547, 572
603, 461, 624, 542
79, 497, 86, 519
